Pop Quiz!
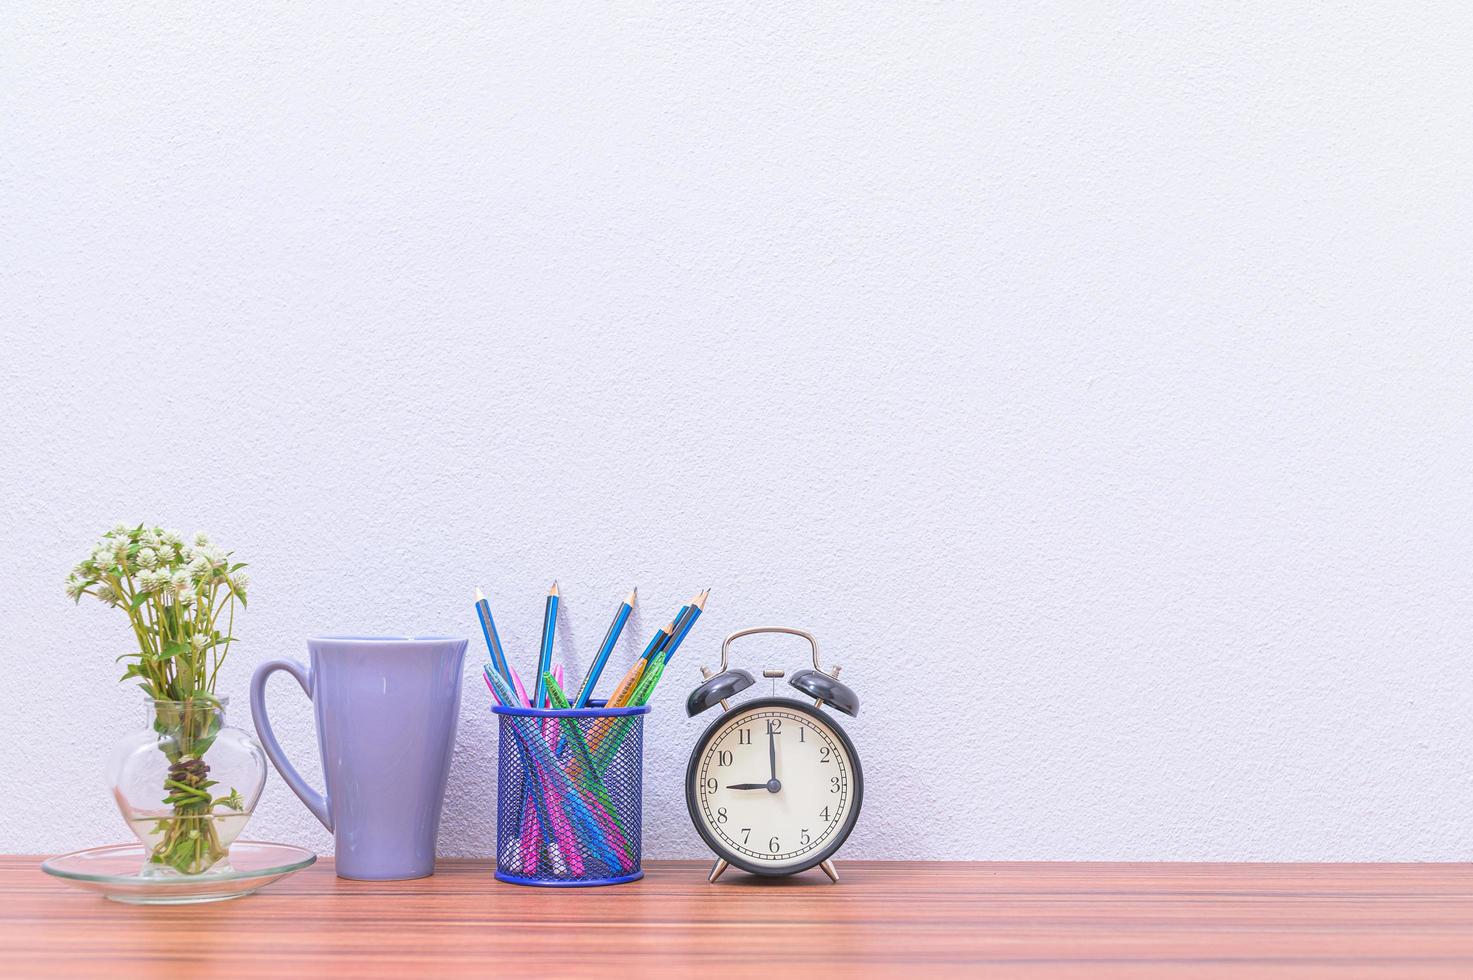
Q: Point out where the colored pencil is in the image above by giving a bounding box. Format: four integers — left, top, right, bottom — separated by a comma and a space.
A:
545, 672, 636, 860
595, 592, 709, 766
594, 656, 667, 771
573, 587, 636, 708
509, 663, 531, 707
628, 654, 667, 708
651, 605, 688, 659
474, 587, 512, 687
485, 665, 607, 873
532, 580, 559, 708
486, 666, 579, 873
608, 622, 672, 707
548, 664, 564, 740
660, 588, 708, 664
476, 581, 709, 878
600, 619, 671, 712
604, 659, 645, 709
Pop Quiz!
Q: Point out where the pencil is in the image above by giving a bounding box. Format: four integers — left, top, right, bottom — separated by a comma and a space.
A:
651, 605, 689, 659
594, 654, 668, 771
532, 580, 559, 708
485, 666, 601, 874
573, 587, 636, 708
660, 588, 709, 664
545, 672, 636, 861
604, 657, 647, 709
486, 666, 580, 873
474, 587, 512, 686
509, 663, 531, 707
633, 622, 671, 670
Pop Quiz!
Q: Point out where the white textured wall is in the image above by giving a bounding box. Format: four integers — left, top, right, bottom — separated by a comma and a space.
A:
4, 3, 1473, 861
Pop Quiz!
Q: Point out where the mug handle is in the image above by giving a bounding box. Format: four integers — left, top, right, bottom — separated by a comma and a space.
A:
249, 658, 333, 831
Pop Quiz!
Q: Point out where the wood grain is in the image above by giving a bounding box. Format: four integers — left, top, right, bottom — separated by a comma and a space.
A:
5, 858, 1473, 978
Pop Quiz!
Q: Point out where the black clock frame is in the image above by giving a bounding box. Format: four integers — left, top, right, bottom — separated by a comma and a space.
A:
684, 695, 864, 878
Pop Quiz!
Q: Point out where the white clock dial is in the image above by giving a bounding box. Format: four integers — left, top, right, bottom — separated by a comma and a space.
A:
691, 702, 857, 870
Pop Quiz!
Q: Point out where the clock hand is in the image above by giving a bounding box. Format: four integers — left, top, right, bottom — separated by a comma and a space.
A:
725, 783, 768, 790
766, 726, 781, 793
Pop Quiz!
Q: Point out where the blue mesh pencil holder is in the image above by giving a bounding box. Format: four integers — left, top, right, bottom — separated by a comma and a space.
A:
491, 700, 648, 887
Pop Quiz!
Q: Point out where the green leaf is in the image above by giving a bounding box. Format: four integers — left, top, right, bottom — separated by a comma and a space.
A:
130, 592, 150, 610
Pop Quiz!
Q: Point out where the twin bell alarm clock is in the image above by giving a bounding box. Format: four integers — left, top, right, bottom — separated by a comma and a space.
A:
684, 627, 862, 883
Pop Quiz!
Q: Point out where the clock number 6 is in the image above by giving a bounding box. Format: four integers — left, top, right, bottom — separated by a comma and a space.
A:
768, 836, 781, 853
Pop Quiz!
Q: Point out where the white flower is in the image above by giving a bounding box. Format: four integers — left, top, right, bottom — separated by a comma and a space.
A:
91, 548, 113, 571
177, 588, 197, 607
138, 548, 158, 570
186, 555, 209, 578
170, 570, 190, 593
112, 523, 130, 535
230, 571, 249, 593
163, 529, 184, 547
191, 634, 208, 651
194, 532, 211, 547
140, 528, 162, 550
64, 577, 85, 601
95, 583, 119, 606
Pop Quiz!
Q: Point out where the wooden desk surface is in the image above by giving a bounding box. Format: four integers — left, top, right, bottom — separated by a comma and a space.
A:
5, 857, 1473, 978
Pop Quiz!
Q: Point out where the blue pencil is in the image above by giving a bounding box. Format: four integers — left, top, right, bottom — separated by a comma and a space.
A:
636, 624, 670, 664
474, 587, 512, 687
573, 586, 637, 708
661, 589, 708, 665
532, 580, 559, 708
485, 666, 620, 872
650, 604, 689, 659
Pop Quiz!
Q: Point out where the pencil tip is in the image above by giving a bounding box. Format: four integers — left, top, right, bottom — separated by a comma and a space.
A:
550, 581, 559, 596
695, 590, 709, 609
475, 586, 485, 601
628, 586, 638, 604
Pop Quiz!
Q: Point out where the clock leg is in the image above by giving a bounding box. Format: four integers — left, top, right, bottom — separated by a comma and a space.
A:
708, 858, 730, 883
819, 859, 839, 884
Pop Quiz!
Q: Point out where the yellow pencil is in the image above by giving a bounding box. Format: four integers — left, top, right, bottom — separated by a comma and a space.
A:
583, 620, 670, 759
606, 650, 650, 708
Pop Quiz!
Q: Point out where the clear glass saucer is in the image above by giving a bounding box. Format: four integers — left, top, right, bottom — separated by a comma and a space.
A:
41, 841, 317, 904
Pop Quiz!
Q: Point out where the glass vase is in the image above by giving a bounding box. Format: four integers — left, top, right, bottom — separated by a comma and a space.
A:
107, 698, 267, 877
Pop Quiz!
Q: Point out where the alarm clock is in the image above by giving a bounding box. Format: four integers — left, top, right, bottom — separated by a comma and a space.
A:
684, 627, 862, 883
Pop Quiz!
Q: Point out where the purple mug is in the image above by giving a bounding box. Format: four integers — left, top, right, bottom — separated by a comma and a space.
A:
250, 636, 467, 880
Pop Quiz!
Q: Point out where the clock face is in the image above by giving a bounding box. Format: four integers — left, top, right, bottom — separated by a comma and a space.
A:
685, 697, 862, 875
